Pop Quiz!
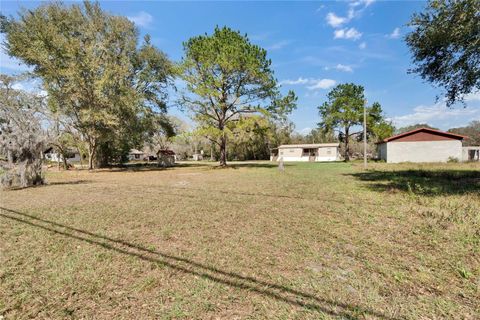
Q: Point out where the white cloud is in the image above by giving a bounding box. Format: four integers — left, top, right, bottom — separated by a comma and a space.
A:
388, 27, 401, 39
464, 91, 480, 102
350, 0, 375, 8
359, 42, 367, 49
336, 64, 353, 72
267, 40, 290, 50
391, 102, 480, 129
315, 5, 325, 13
250, 32, 270, 41
325, 0, 374, 30
299, 127, 312, 135
8, 78, 46, 96
347, 0, 375, 19
11, 83, 24, 90
279, 77, 310, 85
325, 8, 356, 28
347, 8, 355, 19
324, 64, 354, 72
127, 11, 153, 28
326, 12, 348, 27
280, 77, 336, 91
307, 79, 336, 90
334, 28, 362, 40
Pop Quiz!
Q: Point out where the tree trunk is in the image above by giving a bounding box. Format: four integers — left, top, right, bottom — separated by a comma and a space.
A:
7, 150, 13, 166
87, 144, 95, 170
78, 149, 84, 168
219, 135, 227, 166
62, 155, 68, 170
344, 127, 350, 162
88, 153, 94, 170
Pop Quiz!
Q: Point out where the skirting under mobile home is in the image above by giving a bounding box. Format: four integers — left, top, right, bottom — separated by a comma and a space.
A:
271, 143, 340, 162
377, 128, 468, 163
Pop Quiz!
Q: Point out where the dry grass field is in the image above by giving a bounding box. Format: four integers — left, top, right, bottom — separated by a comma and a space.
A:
1, 161, 479, 319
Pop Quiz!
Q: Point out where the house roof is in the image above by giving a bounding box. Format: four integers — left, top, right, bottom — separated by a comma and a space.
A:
129, 149, 144, 155
379, 127, 468, 143
278, 143, 340, 149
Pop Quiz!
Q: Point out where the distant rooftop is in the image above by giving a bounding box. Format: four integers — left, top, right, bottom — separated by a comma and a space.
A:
129, 149, 144, 155
277, 143, 340, 149
380, 127, 468, 143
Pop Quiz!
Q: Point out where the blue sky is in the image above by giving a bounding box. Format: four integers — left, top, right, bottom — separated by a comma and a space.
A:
2, 0, 479, 132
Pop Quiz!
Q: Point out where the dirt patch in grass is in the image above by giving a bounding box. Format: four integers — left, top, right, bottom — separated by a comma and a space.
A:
1, 161, 479, 319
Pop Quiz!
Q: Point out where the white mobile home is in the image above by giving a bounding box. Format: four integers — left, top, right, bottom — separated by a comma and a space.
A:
271, 143, 340, 162
377, 128, 468, 163
44, 147, 81, 163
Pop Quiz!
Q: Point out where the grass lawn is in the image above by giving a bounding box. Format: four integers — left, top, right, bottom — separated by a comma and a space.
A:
1, 161, 479, 319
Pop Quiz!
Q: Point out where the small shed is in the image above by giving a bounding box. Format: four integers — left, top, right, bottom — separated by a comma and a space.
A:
377, 128, 467, 163
271, 143, 340, 162
128, 149, 144, 161
157, 149, 175, 167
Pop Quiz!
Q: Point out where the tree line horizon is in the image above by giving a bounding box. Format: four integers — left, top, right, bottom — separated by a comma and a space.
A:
0, 0, 478, 187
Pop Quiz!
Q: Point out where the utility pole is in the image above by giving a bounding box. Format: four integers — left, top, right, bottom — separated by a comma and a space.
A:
363, 100, 367, 169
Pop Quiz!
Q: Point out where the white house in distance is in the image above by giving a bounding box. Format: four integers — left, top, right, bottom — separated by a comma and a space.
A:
128, 149, 144, 161
376, 127, 475, 163
270, 143, 340, 162
44, 147, 81, 163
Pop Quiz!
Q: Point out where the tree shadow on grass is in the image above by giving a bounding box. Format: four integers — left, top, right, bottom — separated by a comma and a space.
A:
93, 162, 209, 172
5, 180, 93, 191
48, 180, 93, 186
88, 161, 291, 173
0, 206, 400, 320
348, 169, 480, 196
222, 162, 290, 169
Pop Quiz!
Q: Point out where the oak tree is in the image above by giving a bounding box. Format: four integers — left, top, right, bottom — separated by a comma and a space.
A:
2, 2, 172, 169
406, 0, 480, 106
0, 74, 45, 188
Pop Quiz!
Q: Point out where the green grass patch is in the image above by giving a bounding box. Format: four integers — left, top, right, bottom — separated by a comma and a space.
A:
1, 161, 478, 319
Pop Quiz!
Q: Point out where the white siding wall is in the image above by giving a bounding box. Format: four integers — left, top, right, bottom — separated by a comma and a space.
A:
278, 147, 304, 161
45, 152, 81, 163
386, 140, 462, 163
277, 147, 338, 162
316, 146, 338, 161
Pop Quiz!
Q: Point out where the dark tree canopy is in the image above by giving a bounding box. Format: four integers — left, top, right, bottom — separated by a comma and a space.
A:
406, 0, 480, 106
449, 121, 480, 146
395, 123, 439, 134
179, 26, 296, 166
